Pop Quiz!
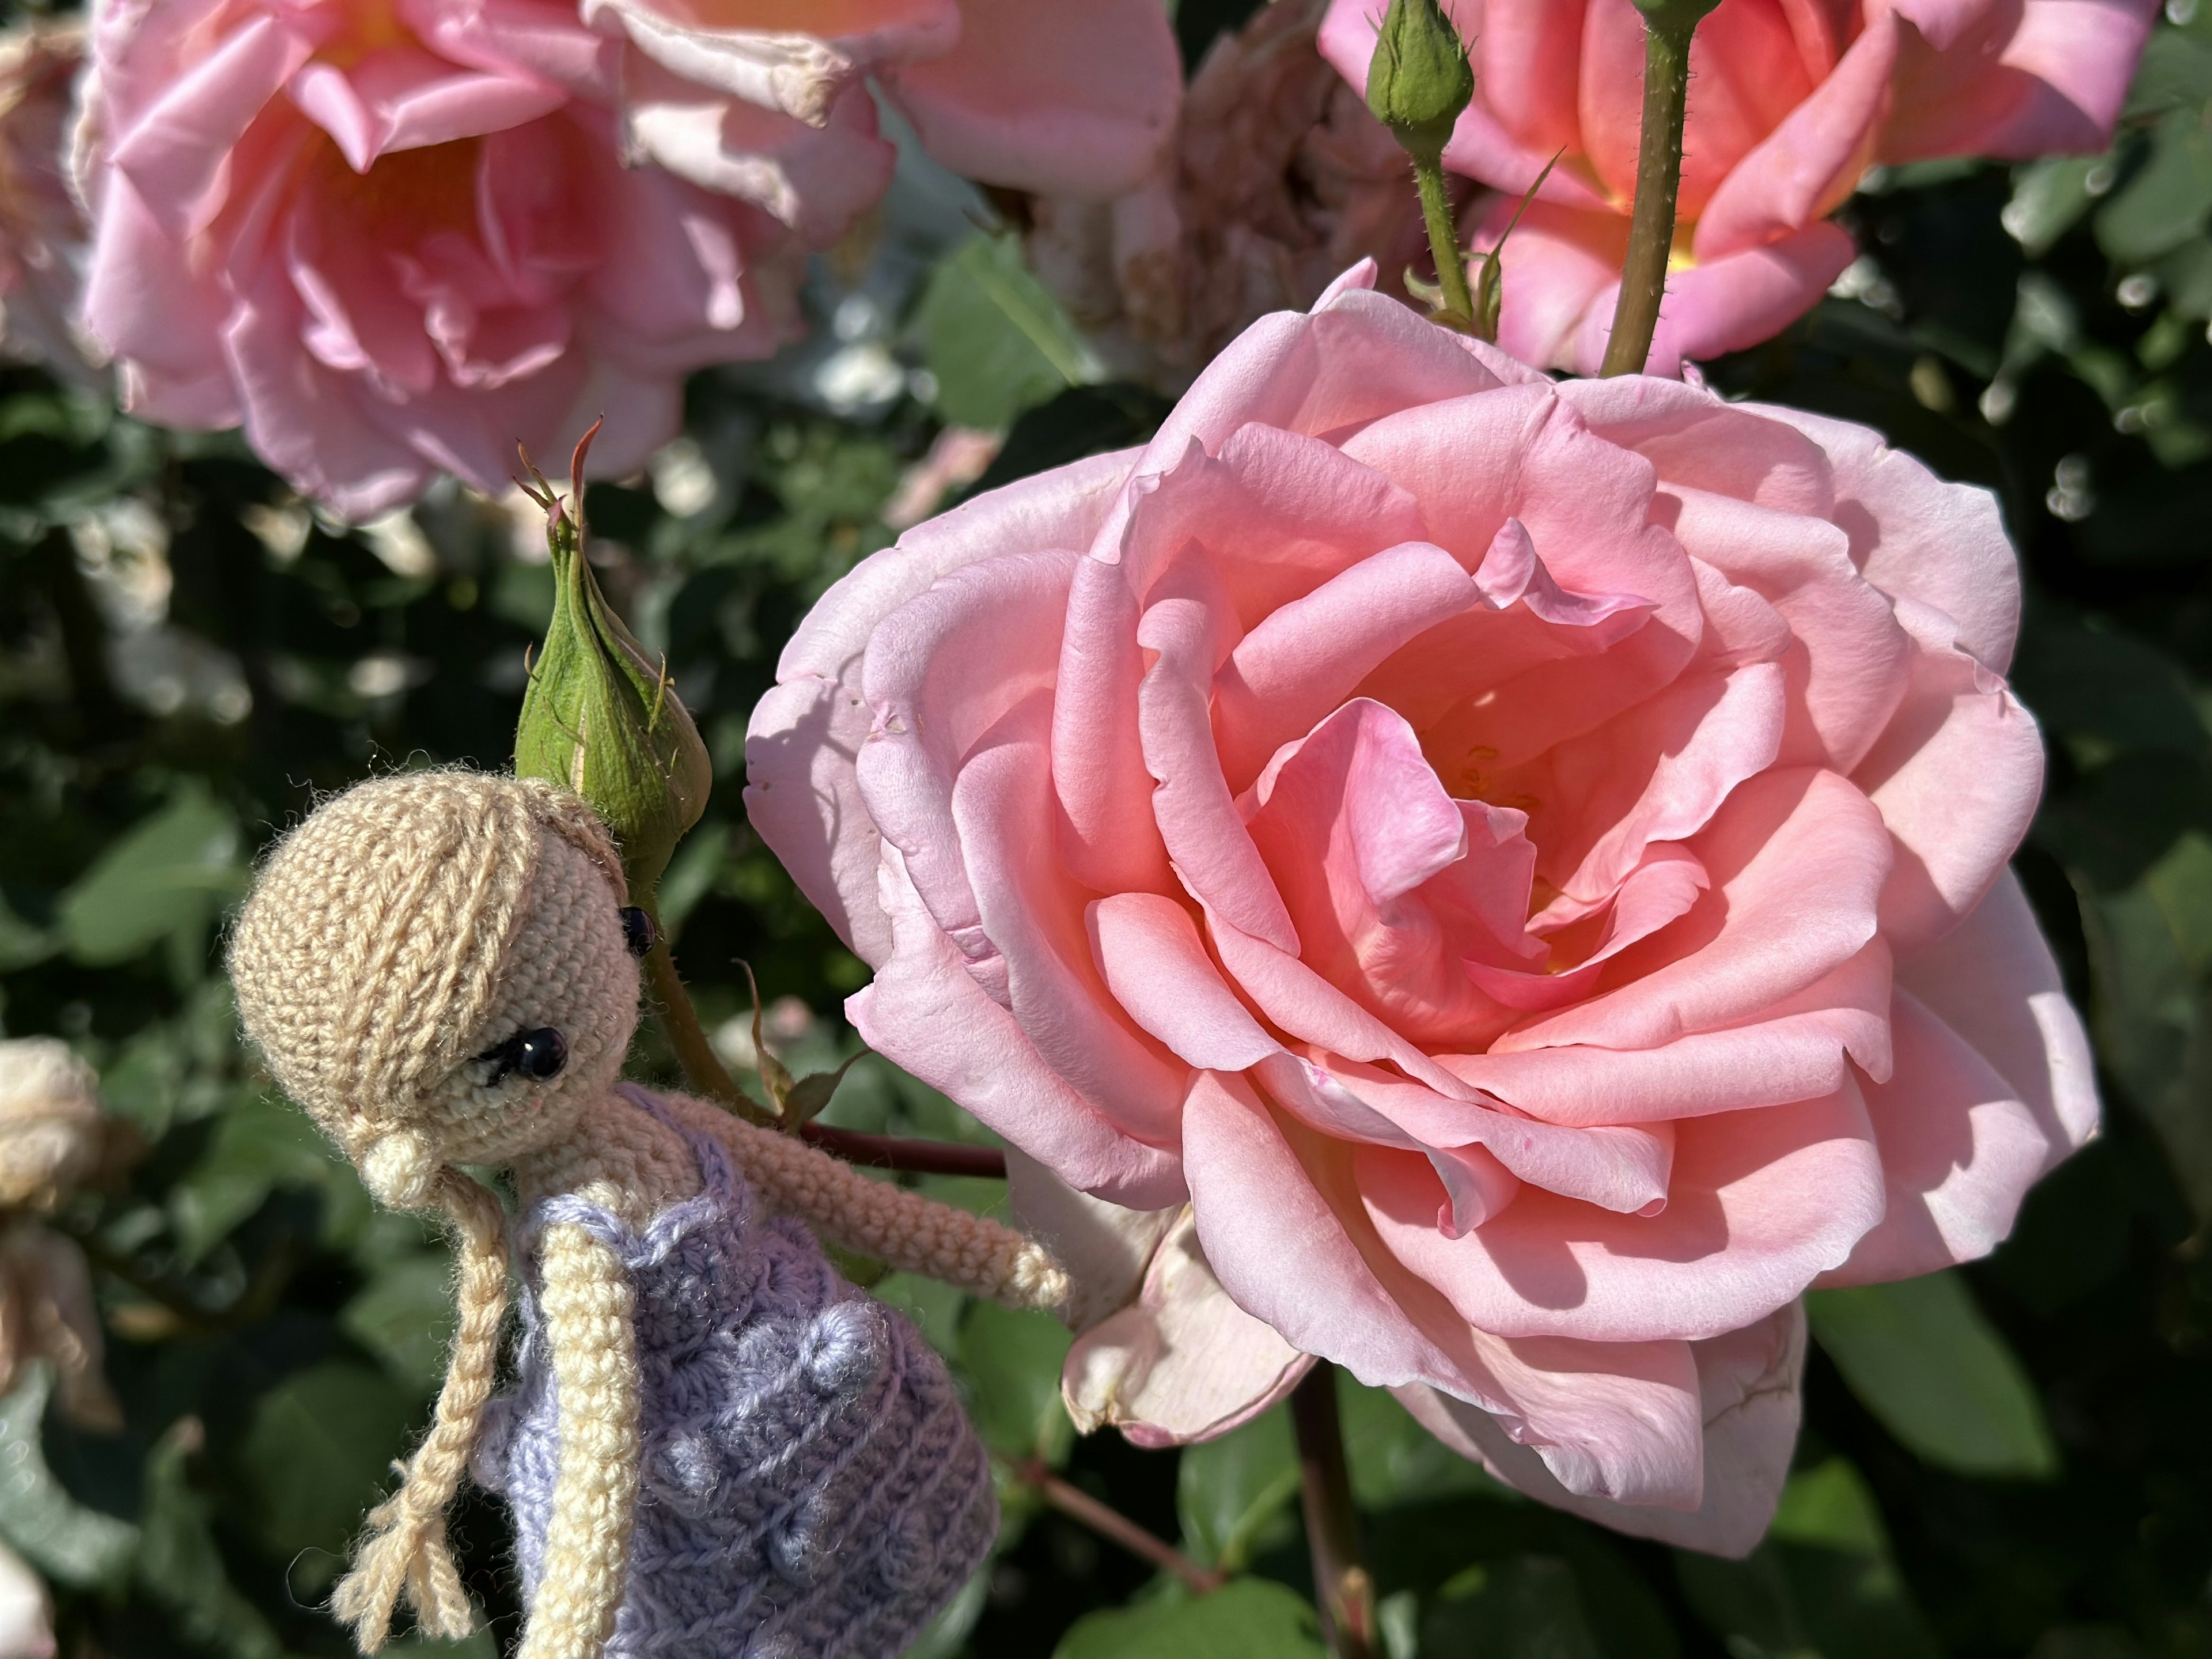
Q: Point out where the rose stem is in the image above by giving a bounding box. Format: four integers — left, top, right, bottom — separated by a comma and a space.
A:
648, 926, 1014, 1173
1010, 1457, 1226, 1596
644, 929, 780, 1130
1416, 158, 1478, 326
1598, 1, 1720, 377
800, 1123, 1007, 1179
1292, 1362, 1377, 1659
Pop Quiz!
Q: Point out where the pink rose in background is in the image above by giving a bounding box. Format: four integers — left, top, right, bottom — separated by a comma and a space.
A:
0, 23, 96, 383
581, 0, 1182, 237
74, 0, 806, 520
1027, 0, 1431, 389
1320, 0, 2157, 375
747, 264, 2096, 1552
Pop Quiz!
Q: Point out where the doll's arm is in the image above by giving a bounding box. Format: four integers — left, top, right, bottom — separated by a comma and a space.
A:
658, 1092, 1070, 1313
518, 1222, 639, 1659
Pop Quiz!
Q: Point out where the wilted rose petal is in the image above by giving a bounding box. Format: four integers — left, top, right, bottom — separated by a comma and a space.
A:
586, 0, 1180, 219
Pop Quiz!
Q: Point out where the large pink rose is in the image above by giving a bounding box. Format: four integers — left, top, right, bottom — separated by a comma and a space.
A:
747, 266, 2097, 1552
75, 0, 807, 519
581, 0, 1182, 236
1320, 0, 2155, 375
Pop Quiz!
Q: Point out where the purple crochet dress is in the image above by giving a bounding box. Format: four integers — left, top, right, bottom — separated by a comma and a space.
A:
473, 1086, 997, 1657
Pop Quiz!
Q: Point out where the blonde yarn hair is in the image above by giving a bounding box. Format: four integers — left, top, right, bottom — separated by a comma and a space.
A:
230, 772, 626, 1651
230, 771, 623, 1175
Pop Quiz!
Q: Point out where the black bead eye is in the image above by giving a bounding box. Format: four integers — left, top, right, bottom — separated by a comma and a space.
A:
619, 906, 656, 958
478, 1027, 567, 1087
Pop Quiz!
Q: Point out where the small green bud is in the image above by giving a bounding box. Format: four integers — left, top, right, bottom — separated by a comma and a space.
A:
513, 423, 710, 903
1366, 0, 1474, 167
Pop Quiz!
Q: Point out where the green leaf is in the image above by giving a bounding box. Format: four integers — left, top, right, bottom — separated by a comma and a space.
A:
1767, 1457, 1888, 1556
2097, 115, 2212, 266
138, 1418, 283, 1659
386, 1634, 499, 1658
2003, 157, 2105, 259
1055, 1578, 1326, 1659
1697, 1460, 1945, 1659
783, 1054, 860, 1128
237, 1361, 416, 1564
1338, 1378, 1503, 1510
56, 786, 240, 967
169, 1087, 354, 1262
0, 1363, 137, 1588
870, 1271, 969, 1357
342, 1251, 459, 1394
2124, 25, 2212, 119
1422, 1555, 1605, 1659
1806, 1272, 2059, 1478
1177, 1404, 1299, 1572
916, 235, 1102, 431
900, 1564, 989, 1659
2012, 614, 2207, 757
0, 892, 52, 972
2080, 849, 2212, 1219
959, 1300, 1074, 1465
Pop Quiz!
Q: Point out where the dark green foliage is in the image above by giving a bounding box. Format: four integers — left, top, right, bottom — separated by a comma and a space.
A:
11, 13, 2212, 1658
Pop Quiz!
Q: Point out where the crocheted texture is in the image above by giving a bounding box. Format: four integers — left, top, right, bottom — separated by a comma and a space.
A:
477, 1089, 997, 1659
661, 1094, 1071, 1315
229, 771, 634, 1195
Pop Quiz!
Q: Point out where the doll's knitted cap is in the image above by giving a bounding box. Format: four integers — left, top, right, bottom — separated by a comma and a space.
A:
228, 772, 623, 1152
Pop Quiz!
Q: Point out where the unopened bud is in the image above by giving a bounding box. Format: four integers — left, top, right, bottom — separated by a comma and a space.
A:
1365, 0, 1474, 167
513, 423, 710, 903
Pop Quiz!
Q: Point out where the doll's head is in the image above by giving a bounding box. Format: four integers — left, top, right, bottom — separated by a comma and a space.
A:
229, 771, 645, 1205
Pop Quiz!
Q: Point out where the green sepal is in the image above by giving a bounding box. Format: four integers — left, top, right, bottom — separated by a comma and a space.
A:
1471, 147, 1565, 343
512, 423, 711, 903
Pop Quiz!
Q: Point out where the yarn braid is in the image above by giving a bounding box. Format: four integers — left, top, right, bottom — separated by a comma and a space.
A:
332, 1169, 509, 1652
658, 1093, 1070, 1313
518, 1223, 639, 1659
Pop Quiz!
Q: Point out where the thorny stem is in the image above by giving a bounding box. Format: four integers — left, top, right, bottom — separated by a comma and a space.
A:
1600, 18, 1697, 376
1009, 1458, 1225, 1597
1293, 1362, 1376, 1659
649, 932, 1013, 1172
1415, 160, 1477, 328
643, 933, 778, 1130
800, 1124, 1007, 1179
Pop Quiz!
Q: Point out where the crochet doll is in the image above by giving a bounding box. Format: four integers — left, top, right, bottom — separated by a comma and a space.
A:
227, 771, 1067, 1659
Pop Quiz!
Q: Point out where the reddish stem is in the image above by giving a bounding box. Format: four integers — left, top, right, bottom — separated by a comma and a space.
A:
1013, 1459, 1224, 1596
800, 1124, 1007, 1179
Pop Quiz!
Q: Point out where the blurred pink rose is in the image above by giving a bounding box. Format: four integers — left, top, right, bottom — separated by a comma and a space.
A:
1320, 0, 2157, 374
747, 265, 2095, 1552
74, 0, 807, 519
582, 0, 1181, 236
1027, 0, 1432, 389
